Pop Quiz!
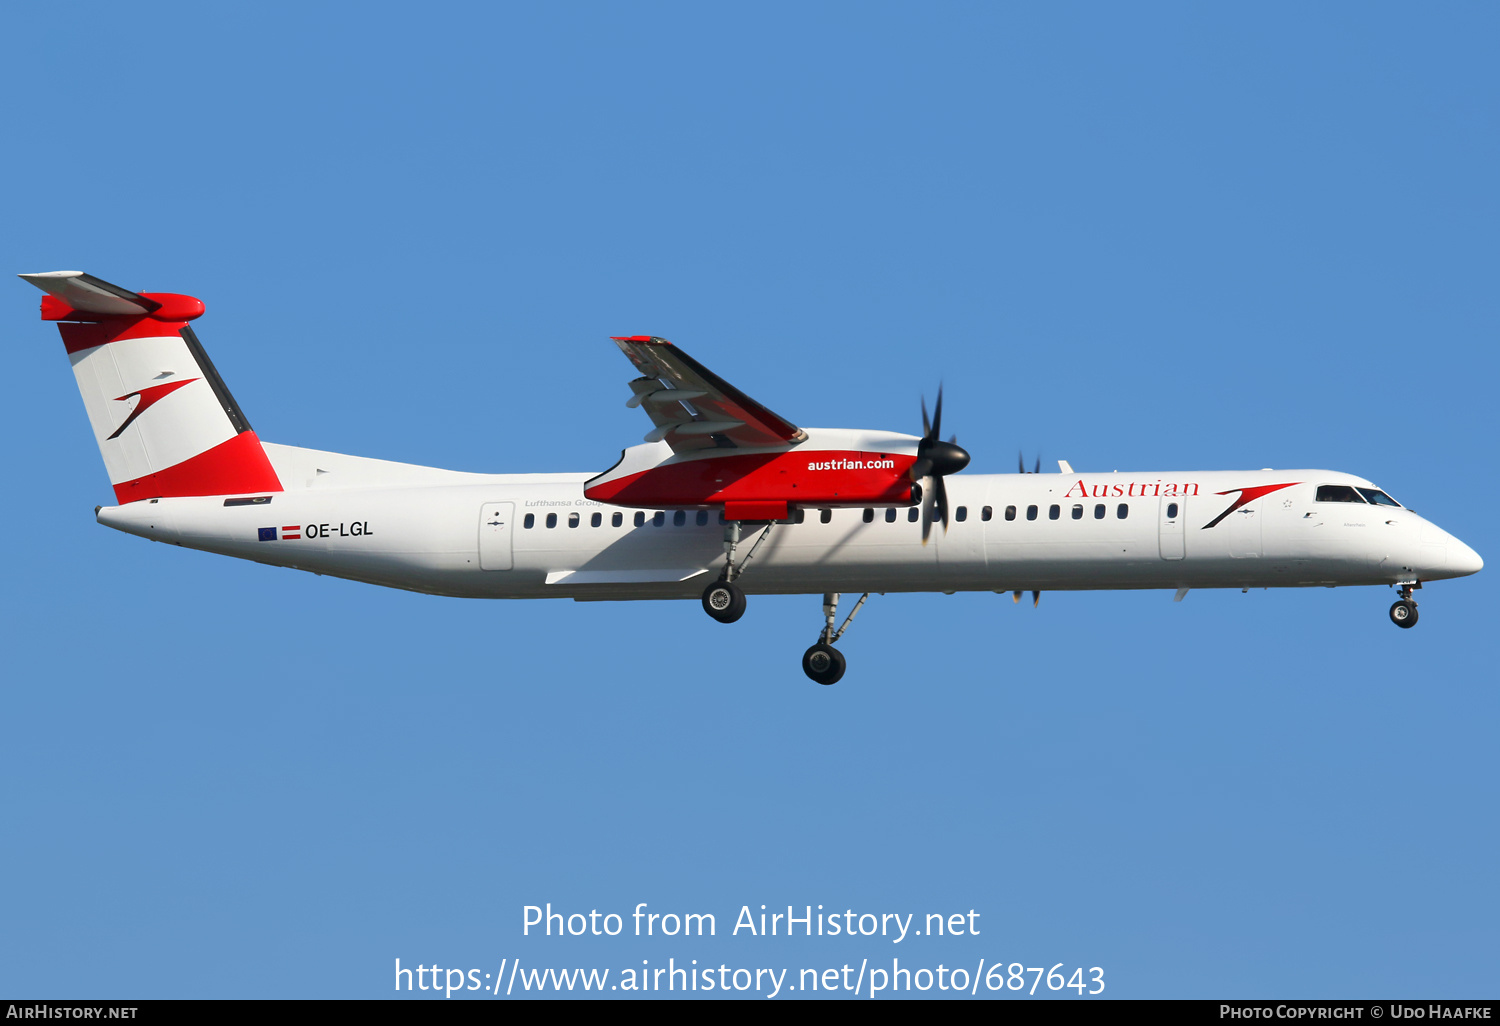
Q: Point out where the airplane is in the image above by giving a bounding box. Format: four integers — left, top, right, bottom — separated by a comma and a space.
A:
22, 270, 1483, 684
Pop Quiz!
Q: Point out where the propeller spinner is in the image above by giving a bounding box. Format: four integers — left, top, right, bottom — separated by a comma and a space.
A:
910, 387, 971, 544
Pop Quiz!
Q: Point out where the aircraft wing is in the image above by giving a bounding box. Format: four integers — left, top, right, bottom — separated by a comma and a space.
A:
612, 336, 807, 453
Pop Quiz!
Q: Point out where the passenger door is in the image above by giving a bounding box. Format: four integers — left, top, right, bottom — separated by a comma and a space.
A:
479, 502, 515, 570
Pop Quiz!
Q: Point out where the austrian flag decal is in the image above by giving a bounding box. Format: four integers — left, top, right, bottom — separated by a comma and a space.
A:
257, 526, 302, 541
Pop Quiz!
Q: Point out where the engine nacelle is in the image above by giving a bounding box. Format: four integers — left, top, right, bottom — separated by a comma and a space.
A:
584, 429, 921, 511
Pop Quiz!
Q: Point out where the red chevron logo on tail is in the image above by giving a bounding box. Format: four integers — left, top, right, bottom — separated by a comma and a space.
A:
107, 378, 199, 439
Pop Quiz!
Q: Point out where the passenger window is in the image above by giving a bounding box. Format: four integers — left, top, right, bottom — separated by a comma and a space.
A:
653, 511, 666, 527
568, 512, 580, 528
1094, 504, 1105, 519
697, 510, 709, 526
1026, 505, 1038, 521
718, 511, 727, 525
863, 508, 874, 523
672, 510, 685, 526
1357, 488, 1402, 508
1005, 505, 1017, 521
1049, 504, 1060, 520
634, 511, 645, 527
591, 512, 602, 527
911, 483, 923, 505
1071, 504, 1083, 520
1166, 503, 1178, 519
908, 507, 919, 522
794, 509, 805, 524
885, 507, 897, 523
955, 506, 968, 522
612, 512, 623, 527
1316, 485, 1365, 503
1117, 504, 1128, 519
982, 506, 993, 521
546, 513, 557, 529
524, 513, 535, 529
820, 508, 832, 524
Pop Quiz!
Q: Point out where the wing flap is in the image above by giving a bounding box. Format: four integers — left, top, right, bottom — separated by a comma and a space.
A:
545, 568, 709, 585
612, 336, 804, 453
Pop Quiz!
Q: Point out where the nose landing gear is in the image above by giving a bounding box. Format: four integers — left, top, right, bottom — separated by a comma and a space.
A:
1389, 582, 1419, 629
802, 591, 868, 685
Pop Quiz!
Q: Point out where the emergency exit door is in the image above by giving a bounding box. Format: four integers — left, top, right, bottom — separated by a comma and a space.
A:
479, 502, 515, 570
1159, 497, 1185, 560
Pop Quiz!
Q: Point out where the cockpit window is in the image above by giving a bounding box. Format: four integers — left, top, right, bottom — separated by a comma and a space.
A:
1356, 488, 1402, 508
1316, 485, 1366, 503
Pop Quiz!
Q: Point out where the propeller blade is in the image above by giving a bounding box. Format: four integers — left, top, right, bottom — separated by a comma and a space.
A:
1012, 590, 1022, 604
1033, 455, 1041, 474
1032, 590, 1041, 608
934, 474, 950, 534
930, 385, 943, 441
920, 396, 931, 439
920, 476, 936, 545
1018, 450, 1025, 474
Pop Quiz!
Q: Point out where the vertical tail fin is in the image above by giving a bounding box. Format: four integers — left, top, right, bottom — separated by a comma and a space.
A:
21, 271, 283, 503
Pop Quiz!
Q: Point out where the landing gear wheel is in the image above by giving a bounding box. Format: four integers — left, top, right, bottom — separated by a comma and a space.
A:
802, 643, 846, 685
1389, 600, 1418, 629
702, 580, 746, 623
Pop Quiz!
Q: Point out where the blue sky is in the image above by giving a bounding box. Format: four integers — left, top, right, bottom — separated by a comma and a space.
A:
2, 1, 1495, 999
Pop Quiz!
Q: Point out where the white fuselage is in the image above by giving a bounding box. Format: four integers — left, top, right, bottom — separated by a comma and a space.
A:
94, 442, 1482, 602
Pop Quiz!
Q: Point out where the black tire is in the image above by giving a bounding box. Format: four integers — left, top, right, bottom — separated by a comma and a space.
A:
802, 643, 846, 685
702, 580, 746, 623
1389, 600, 1418, 629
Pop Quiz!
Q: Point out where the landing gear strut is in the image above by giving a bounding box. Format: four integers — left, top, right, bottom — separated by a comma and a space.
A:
1389, 582, 1419, 629
802, 591, 868, 685
701, 520, 774, 624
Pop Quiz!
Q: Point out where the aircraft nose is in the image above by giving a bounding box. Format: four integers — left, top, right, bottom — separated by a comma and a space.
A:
1448, 537, 1484, 577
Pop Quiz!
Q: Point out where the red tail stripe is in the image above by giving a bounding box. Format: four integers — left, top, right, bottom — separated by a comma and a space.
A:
111, 431, 284, 503
59, 317, 194, 353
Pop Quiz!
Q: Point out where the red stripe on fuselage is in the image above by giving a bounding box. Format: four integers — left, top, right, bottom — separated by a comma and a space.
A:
112, 431, 284, 503
584, 450, 917, 508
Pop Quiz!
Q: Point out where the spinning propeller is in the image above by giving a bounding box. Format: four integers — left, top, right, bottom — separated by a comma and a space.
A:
1014, 452, 1042, 605
910, 386, 971, 544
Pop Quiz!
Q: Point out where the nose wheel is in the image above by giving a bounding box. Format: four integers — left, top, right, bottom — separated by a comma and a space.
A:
1389, 583, 1419, 629
1389, 599, 1418, 628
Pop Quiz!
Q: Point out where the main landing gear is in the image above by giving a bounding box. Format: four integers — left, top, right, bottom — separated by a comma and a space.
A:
1389, 582, 1420, 629
701, 580, 745, 623
701, 520, 774, 624
802, 592, 868, 685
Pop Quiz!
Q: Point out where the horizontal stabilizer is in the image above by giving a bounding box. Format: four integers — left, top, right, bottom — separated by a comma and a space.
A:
19, 270, 161, 317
